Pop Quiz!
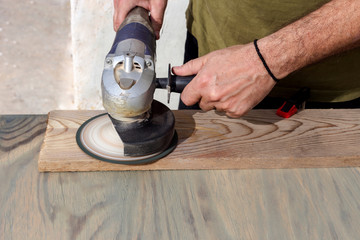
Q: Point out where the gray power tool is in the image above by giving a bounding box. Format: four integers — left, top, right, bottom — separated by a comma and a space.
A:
101, 7, 193, 159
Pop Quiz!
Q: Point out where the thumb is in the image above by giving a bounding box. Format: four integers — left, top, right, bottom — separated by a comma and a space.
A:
172, 56, 207, 76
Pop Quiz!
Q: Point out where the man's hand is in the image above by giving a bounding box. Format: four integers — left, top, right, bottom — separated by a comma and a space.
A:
113, 0, 167, 39
173, 44, 277, 118
174, 0, 360, 118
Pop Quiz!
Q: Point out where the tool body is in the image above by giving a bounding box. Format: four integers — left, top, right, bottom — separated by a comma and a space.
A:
84, 7, 192, 161
102, 7, 156, 120
100, 7, 174, 159
102, 9, 193, 120
77, 7, 194, 162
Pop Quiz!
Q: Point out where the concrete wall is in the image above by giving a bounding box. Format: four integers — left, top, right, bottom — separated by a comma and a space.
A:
70, 0, 189, 110
0, 0, 74, 114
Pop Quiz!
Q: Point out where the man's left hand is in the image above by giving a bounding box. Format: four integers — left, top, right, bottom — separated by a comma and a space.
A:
173, 44, 276, 118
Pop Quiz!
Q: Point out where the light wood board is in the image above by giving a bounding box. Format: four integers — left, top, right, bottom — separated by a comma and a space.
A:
38, 109, 360, 172
3, 114, 360, 239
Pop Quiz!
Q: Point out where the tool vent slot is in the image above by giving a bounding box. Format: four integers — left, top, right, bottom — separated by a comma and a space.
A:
134, 62, 141, 70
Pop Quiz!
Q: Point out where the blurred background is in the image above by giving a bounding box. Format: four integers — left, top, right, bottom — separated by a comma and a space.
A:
0, 0, 188, 114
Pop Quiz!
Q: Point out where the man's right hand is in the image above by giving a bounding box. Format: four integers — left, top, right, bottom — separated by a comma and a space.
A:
113, 0, 167, 39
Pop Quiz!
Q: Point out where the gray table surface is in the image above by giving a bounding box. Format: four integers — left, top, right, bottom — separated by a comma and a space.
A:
1, 114, 360, 240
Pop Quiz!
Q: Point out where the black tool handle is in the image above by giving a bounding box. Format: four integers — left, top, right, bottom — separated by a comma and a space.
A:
156, 63, 195, 93
155, 75, 195, 93
171, 75, 195, 92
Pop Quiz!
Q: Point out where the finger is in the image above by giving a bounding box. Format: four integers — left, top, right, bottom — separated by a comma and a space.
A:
172, 56, 207, 76
113, 0, 121, 31
224, 99, 250, 118
225, 112, 240, 118
149, 1, 167, 39
225, 108, 250, 118
113, 2, 135, 31
199, 99, 215, 111
150, 16, 163, 40
180, 79, 202, 106
113, 0, 150, 31
213, 102, 225, 112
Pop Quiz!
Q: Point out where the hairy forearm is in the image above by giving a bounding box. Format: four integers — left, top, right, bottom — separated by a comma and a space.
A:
259, 0, 360, 79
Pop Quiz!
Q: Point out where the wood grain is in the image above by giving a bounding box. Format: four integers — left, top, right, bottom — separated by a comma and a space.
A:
38, 109, 360, 172
2, 114, 360, 239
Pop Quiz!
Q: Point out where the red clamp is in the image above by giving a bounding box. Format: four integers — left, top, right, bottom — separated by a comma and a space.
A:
276, 87, 310, 118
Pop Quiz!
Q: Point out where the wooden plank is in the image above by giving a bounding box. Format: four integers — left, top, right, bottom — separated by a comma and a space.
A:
38, 109, 360, 172
2, 115, 360, 239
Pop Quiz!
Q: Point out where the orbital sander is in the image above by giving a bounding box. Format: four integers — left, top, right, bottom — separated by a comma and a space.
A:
76, 7, 193, 164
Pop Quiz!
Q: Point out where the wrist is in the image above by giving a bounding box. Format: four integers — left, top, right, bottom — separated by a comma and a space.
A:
256, 34, 302, 80
253, 39, 279, 83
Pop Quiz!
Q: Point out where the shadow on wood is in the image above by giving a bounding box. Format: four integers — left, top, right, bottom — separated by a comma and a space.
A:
175, 110, 196, 145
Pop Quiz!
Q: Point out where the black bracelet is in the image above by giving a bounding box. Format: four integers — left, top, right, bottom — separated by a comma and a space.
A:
253, 39, 279, 83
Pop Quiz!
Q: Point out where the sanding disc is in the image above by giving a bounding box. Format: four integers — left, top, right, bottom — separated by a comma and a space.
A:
76, 113, 177, 165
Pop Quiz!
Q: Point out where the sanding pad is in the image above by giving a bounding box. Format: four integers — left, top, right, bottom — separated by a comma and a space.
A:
76, 113, 178, 165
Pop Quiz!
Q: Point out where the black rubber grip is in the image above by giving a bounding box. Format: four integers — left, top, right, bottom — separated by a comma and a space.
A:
155, 75, 195, 93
